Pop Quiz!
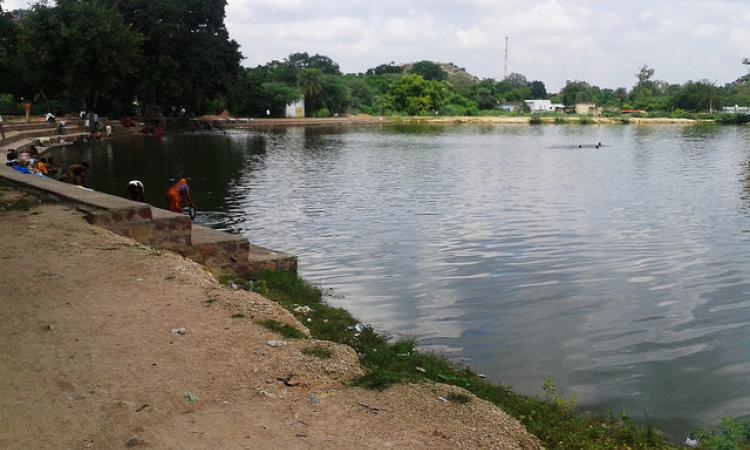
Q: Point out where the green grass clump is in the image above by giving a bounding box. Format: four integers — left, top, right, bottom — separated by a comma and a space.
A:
302, 345, 333, 359
256, 319, 306, 339
696, 417, 750, 449
221, 271, 676, 449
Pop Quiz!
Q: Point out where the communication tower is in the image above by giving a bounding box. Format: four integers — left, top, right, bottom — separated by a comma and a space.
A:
504, 36, 509, 79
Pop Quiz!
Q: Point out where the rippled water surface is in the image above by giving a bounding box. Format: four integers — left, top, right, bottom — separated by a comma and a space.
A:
52, 124, 750, 436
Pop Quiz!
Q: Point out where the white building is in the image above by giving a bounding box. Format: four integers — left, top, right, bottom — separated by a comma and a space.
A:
525, 99, 564, 113
285, 99, 305, 118
722, 105, 750, 114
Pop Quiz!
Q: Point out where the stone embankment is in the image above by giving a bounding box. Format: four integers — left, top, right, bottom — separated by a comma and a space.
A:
0, 164, 296, 277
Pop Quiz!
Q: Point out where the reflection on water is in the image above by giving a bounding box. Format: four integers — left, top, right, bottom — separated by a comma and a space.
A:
50, 124, 750, 438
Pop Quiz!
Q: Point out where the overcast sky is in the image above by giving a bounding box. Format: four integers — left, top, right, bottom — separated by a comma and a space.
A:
6, 0, 750, 91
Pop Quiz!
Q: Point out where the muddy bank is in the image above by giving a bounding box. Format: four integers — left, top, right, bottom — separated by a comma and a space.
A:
0, 187, 540, 449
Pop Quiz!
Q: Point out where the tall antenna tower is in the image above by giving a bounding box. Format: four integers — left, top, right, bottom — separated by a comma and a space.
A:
504, 36, 509, 79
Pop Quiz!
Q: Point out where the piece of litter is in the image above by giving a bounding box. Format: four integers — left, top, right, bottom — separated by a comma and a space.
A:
136, 277, 144, 282
267, 340, 288, 348
306, 318, 312, 323
478, 373, 487, 379
183, 392, 198, 404
437, 396, 449, 403
293, 305, 313, 315
415, 367, 426, 373
229, 281, 238, 290
308, 395, 320, 407
170, 327, 187, 336
684, 436, 699, 448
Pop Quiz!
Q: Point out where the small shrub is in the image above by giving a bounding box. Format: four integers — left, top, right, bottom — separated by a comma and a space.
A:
529, 114, 542, 124
257, 319, 306, 339
302, 345, 333, 359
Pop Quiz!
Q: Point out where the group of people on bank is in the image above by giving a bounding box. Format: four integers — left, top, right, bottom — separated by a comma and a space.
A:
6, 146, 195, 218
5, 147, 89, 185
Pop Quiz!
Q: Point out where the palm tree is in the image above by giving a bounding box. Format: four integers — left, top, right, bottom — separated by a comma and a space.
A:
298, 68, 322, 116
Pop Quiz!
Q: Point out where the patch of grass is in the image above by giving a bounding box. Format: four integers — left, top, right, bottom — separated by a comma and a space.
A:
221, 272, 676, 448
554, 115, 567, 124
528, 114, 543, 125
302, 345, 333, 359
577, 115, 594, 124
256, 319, 306, 339
447, 392, 472, 404
696, 417, 750, 449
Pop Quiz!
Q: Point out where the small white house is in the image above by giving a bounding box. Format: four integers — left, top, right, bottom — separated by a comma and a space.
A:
285, 99, 305, 118
525, 99, 565, 113
722, 105, 750, 114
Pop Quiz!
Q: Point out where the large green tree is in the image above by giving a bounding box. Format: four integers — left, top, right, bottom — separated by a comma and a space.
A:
111, 0, 241, 115
409, 60, 447, 81
671, 80, 722, 112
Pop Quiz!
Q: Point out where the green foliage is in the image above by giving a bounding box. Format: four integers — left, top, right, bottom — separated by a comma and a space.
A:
256, 319, 306, 339
221, 271, 675, 449
671, 80, 723, 112
408, 60, 447, 81
529, 114, 543, 124
716, 113, 750, 124
388, 74, 447, 115
313, 107, 331, 118
302, 345, 333, 359
366, 62, 403, 76
696, 418, 750, 449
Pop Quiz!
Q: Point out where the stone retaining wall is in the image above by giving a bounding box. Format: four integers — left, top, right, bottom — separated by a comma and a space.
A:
0, 165, 297, 277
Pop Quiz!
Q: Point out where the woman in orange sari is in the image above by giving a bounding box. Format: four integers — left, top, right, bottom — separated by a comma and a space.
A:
165, 178, 195, 213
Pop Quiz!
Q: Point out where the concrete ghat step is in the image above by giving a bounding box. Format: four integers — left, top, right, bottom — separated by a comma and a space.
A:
189, 224, 297, 277
248, 243, 298, 274
188, 224, 250, 276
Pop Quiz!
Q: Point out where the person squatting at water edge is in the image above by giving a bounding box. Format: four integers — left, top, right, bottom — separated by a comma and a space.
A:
165, 178, 196, 216
127, 180, 145, 202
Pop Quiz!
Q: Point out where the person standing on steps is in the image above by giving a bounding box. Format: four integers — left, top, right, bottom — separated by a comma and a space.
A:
22, 98, 32, 122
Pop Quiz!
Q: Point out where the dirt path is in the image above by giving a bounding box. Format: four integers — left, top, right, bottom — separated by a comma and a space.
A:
0, 188, 541, 449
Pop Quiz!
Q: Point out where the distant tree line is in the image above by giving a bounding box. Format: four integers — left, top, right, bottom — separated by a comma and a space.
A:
1, 0, 749, 119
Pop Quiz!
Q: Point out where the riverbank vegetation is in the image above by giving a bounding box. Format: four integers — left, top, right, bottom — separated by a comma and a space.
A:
2, 1, 750, 122
221, 271, 677, 449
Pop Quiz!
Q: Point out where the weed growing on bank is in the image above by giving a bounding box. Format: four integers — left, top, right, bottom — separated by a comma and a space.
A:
221, 271, 676, 449
256, 319, 306, 339
302, 345, 334, 359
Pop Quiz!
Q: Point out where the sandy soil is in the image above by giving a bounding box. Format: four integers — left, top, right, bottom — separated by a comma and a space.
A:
0, 188, 541, 449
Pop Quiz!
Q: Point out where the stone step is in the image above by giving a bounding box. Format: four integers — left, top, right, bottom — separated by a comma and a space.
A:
248, 243, 298, 274
190, 225, 297, 277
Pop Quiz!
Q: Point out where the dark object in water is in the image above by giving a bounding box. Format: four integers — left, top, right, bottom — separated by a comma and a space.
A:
549, 142, 605, 149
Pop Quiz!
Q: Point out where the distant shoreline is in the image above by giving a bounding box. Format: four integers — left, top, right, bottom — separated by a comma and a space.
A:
225, 114, 710, 128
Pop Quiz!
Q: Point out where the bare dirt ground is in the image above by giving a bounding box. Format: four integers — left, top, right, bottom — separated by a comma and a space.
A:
0, 188, 541, 449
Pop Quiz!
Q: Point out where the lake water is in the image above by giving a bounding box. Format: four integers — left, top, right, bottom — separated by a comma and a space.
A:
50, 123, 750, 438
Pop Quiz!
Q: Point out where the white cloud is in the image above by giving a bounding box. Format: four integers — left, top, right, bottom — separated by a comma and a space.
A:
5, 0, 749, 91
